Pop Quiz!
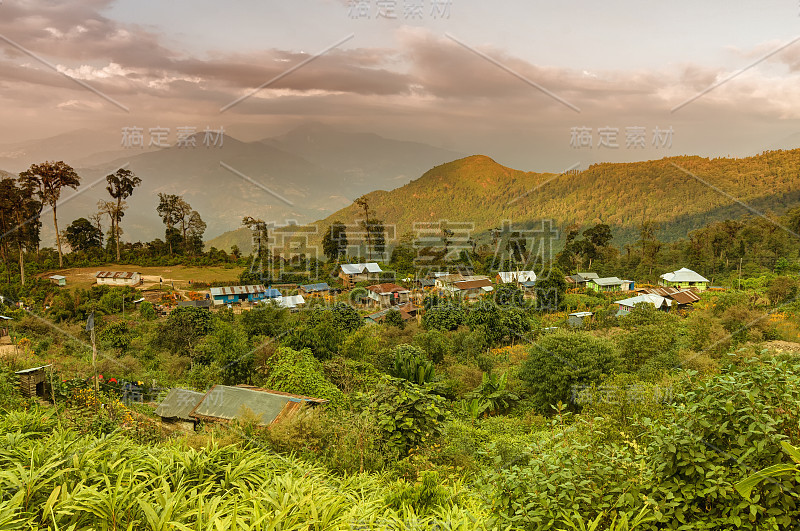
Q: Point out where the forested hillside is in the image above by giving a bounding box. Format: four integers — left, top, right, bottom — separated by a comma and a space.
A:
310, 151, 800, 246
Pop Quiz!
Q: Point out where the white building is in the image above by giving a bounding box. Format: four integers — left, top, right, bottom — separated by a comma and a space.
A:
95, 271, 142, 286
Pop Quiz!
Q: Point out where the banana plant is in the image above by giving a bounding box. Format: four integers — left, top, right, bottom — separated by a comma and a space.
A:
735, 441, 800, 500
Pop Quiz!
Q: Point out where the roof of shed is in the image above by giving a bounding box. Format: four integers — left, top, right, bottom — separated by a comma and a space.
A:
155, 388, 206, 421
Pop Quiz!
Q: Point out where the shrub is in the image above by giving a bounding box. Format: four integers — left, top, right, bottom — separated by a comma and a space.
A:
363, 376, 447, 457
263, 346, 346, 407
518, 330, 621, 413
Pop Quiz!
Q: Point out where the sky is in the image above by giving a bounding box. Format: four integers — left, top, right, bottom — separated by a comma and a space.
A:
1, 0, 800, 172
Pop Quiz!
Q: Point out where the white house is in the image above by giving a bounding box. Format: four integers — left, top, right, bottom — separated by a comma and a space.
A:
339, 263, 383, 287
615, 293, 672, 314
496, 271, 537, 284
95, 271, 142, 286
659, 268, 710, 291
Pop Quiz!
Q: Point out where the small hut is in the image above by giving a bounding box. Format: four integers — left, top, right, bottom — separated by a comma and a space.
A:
15, 364, 52, 399
154, 388, 206, 431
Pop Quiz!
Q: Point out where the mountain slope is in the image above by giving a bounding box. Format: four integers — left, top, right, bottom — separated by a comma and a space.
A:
307, 151, 800, 250
261, 122, 464, 189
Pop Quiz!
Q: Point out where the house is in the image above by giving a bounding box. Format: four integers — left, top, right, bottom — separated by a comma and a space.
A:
452, 278, 494, 300
15, 364, 52, 399
566, 272, 595, 286
364, 303, 417, 324
366, 283, 411, 307
48, 275, 66, 286
209, 285, 275, 305
95, 271, 142, 286
299, 282, 330, 297
0, 315, 11, 337
587, 277, 630, 292
637, 286, 701, 308
415, 278, 436, 289
188, 385, 328, 426
435, 273, 465, 290
274, 294, 305, 310
615, 294, 672, 315
339, 263, 383, 288
659, 268, 710, 292
437, 274, 491, 293
568, 311, 593, 328
154, 388, 206, 431
496, 271, 537, 284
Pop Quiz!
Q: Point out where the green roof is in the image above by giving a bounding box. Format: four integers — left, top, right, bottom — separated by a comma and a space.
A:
190, 385, 297, 426
154, 388, 206, 421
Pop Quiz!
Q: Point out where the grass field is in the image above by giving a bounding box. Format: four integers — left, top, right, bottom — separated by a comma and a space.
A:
40, 264, 243, 291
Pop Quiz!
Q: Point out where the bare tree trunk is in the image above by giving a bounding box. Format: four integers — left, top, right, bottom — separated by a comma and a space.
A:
115, 198, 122, 261
18, 243, 25, 286
53, 204, 63, 267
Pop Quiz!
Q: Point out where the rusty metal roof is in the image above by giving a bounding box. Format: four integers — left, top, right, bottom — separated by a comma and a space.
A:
209, 285, 267, 296
453, 278, 493, 290
367, 283, 409, 294
95, 271, 139, 279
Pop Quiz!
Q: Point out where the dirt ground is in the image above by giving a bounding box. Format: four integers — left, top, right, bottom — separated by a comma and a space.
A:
40, 265, 241, 291
762, 340, 800, 354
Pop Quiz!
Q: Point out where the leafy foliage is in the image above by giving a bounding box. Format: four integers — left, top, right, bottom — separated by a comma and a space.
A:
519, 330, 621, 413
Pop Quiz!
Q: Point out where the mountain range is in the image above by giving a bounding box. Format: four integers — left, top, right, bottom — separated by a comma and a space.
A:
208, 149, 800, 254
0, 124, 463, 246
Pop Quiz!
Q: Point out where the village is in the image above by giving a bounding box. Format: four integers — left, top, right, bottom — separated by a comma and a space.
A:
6, 262, 717, 432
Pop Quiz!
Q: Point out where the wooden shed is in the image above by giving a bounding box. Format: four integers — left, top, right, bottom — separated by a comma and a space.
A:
15, 364, 52, 399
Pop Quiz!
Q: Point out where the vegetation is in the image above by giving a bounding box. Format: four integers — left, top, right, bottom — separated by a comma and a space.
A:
4, 152, 800, 528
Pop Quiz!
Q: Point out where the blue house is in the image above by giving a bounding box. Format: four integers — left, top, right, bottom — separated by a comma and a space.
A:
209, 285, 278, 306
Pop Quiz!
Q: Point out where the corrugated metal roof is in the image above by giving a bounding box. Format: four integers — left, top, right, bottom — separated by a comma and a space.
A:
660, 268, 709, 283
49, 275, 66, 280
340, 263, 383, 275
670, 290, 701, 305
155, 388, 206, 421
638, 287, 700, 304
189, 385, 327, 426
367, 283, 409, 294
615, 294, 671, 309
15, 364, 52, 374
454, 278, 493, 290
300, 282, 330, 292
95, 271, 139, 279
569, 312, 594, 317
275, 295, 305, 308
577, 272, 599, 280
210, 285, 267, 297
592, 277, 624, 286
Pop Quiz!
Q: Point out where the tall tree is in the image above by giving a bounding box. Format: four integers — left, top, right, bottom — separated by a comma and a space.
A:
65, 218, 103, 253
186, 210, 206, 255
105, 168, 141, 261
322, 220, 348, 262
156, 193, 184, 255
19, 161, 81, 267
242, 216, 269, 278
0, 178, 41, 285
355, 196, 372, 258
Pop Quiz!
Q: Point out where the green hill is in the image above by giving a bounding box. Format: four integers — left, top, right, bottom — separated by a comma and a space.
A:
207, 150, 800, 252
312, 151, 800, 246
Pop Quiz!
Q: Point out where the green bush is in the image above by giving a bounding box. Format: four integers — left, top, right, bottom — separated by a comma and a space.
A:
363, 376, 447, 457
643, 358, 800, 530
263, 346, 346, 407
518, 330, 621, 413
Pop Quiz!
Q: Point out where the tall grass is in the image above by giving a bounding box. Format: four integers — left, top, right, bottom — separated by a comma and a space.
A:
0, 407, 493, 530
